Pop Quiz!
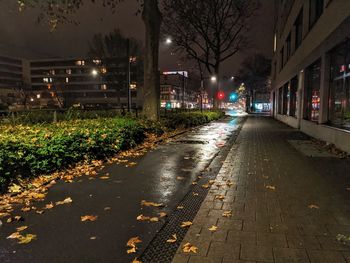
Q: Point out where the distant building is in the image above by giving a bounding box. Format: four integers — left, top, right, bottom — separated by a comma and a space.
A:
271, 0, 350, 153
0, 55, 29, 110
29, 57, 142, 109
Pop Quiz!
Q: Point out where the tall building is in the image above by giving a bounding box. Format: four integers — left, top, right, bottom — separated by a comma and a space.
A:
271, 0, 350, 153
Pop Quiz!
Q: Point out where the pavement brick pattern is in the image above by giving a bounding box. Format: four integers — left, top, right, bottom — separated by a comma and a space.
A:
172, 116, 350, 263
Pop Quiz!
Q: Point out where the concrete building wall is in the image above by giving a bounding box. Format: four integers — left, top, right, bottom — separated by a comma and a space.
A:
271, 0, 350, 153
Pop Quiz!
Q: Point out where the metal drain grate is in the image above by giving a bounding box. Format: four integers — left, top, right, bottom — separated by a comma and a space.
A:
139, 118, 245, 263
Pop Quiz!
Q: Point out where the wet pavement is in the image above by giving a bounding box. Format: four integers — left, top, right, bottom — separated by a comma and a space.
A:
0, 115, 242, 263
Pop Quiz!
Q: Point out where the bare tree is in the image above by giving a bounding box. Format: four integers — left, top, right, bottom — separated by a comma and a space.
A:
162, 0, 260, 107
16, 0, 162, 120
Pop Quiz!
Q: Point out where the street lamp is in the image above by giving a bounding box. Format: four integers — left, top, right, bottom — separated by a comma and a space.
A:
91, 69, 98, 77
165, 37, 172, 45
211, 76, 217, 82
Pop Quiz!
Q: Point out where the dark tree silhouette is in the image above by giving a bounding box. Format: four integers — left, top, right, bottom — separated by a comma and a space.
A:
162, 0, 260, 107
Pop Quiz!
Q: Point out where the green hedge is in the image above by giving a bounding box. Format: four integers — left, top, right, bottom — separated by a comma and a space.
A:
0, 111, 225, 190
162, 111, 225, 130
0, 118, 145, 187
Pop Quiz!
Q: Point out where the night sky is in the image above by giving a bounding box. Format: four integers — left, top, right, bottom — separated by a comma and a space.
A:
0, 0, 275, 76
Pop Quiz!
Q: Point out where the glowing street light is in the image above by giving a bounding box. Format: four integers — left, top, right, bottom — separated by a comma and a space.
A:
210, 76, 217, 82
165, 38, 172, 45
91, 69, 99, 77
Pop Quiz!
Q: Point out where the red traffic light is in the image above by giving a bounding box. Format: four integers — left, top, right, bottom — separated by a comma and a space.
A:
217, 91, 225, 100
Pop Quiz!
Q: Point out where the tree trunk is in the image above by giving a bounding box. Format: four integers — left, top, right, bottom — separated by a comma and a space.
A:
142, 0, 162, 120
213, 64, 220, 109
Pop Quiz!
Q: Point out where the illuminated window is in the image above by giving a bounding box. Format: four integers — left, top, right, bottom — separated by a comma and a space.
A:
43, 77, 49, 83
93, 59, 102, 65
66, 69, 72, 74
101, 84, 107, 90
76, 60, 85, 66
49, 69, 55, 75
65, 77, 69, 83
101, 67, 107, 74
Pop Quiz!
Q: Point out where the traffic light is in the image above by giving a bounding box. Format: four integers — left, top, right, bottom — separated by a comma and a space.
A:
217, 91, 225, 100
229, 92, 238, 102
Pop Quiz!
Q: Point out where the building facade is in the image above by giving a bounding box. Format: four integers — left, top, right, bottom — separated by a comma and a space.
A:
0, 55, 29, 110
29, 57, 141, 109
271, 0, 350, 153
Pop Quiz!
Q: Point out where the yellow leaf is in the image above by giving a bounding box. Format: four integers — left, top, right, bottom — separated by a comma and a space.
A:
132, 258, 142, 263
18, 234, 37, 244
100, 176, 110, 180
7, 232, 21, 239
226, 180, 234, 187
81, 215, 98, 222
126, 236, 142, 254
158, 212, 167, 218
208, 225, 218, 232
149, 217, 159, 222
177, 206, 184, 210
31, 193, 46, 200
9, 184, 22, 193
266, 185, 276, 191
166, 234, 177, 243
44, 203, 54, 209
36, 210, 45, 215
127, 247, 137, 254
16, 226, 28, 232
181, 221, 193, 228
21, 207, 31, 212
222, 211, 232, 218
182, 243, 198, 254
308, 204, 320, 209
140, 200, 164, 207
137, 214, 150, 221
176, 177, 185, 180
202, 184, 210, 189
56, 197, 73, 205
215, 195, 225, 201
192, 193, 199, 196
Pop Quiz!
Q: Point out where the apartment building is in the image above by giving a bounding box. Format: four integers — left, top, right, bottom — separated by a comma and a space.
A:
0, 55, 29, 109
271, 0, 350, 153
29, 57, 141, 109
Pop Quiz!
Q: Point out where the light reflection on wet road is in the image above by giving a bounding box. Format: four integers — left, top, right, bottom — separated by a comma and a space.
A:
0, 115, 241, 263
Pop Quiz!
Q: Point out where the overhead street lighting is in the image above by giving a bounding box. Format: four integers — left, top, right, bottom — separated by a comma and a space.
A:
210, 76, 217, 82
165, 38, 172, 45
91, 69, 98, 77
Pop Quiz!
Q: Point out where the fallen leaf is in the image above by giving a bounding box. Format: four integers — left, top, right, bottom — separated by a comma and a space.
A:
21, 207, 31, 212
208, 225, 218, 232
192, 181, 198, 185
90, 236, 97, 240
149, 217, 159, 222
222, 211, 232, 218
137, 214, 150, 221
215, 195, 225, 201
266, 185, 276, 191
31, 193, 46, 200
44, 203, 54, 209
158, 212, 167, 218
81, 215, 98, 222
176, 177, 185, 181
166, 234, 177, 243
140, 200, 164, 207
104, 207, 111, 211
18, 234, 37, 244
202, 184, 210, 189
226, 180, 234, 187
177, 206, 184, 210
182, 242, 198, 254
126, 236, 142, 254
192, 193, 199, 196
308, 204, 320, 209
7, 232, 21, 239
100, 176, 110, 180
16, 226, 28, 232
56, 197, 73, 206
8, 184, 22, 193
36, 210, 45, 215
181, 221, 193, 228
132, 258, 142, 263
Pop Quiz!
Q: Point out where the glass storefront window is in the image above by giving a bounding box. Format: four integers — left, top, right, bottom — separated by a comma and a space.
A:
304, 59, 321, 122
329, 39, 350, 130
283, 82, 289, 115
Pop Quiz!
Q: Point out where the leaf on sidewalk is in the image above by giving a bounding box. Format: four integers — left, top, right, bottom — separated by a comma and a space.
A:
166, 234, 177, 243
215, 195, 225, 201
226, 180, 234, 187
7, 232, 21, 239
44, 203, 54, 209
182, 242, 198, 254
208, 225, 218, 232
137, 214, 150, 221
8, 184, 22, 193
149, 217, 159, 222
192, 193, 199, 196
222, 211, 232, 218
266, 185, 276, 191
308, 204, 320, 209
176, 176, 185, 181
81, 215, 98, 222
126, 236, 142, 254
16, 226, 28, 232
100, 176, 110, 180
36, 210, 45, 214
56, 197, 73, 206
132, 258, 142, 263
17, 234, 37, 244
158, 212, 167, 218
177, 206, 184, 210
181, 221, 193, 228
140, 200, 164, 207
21, 207, 31, 212
202, 184, 210, 189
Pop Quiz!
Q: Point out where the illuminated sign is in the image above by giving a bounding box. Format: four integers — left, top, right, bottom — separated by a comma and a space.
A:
163, 71, 188, 78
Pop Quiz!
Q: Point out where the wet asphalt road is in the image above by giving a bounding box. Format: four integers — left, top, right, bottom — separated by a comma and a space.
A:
0, 114, 241, 263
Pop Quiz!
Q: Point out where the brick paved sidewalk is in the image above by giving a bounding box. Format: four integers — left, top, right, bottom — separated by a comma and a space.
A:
172, 116, 350, 263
